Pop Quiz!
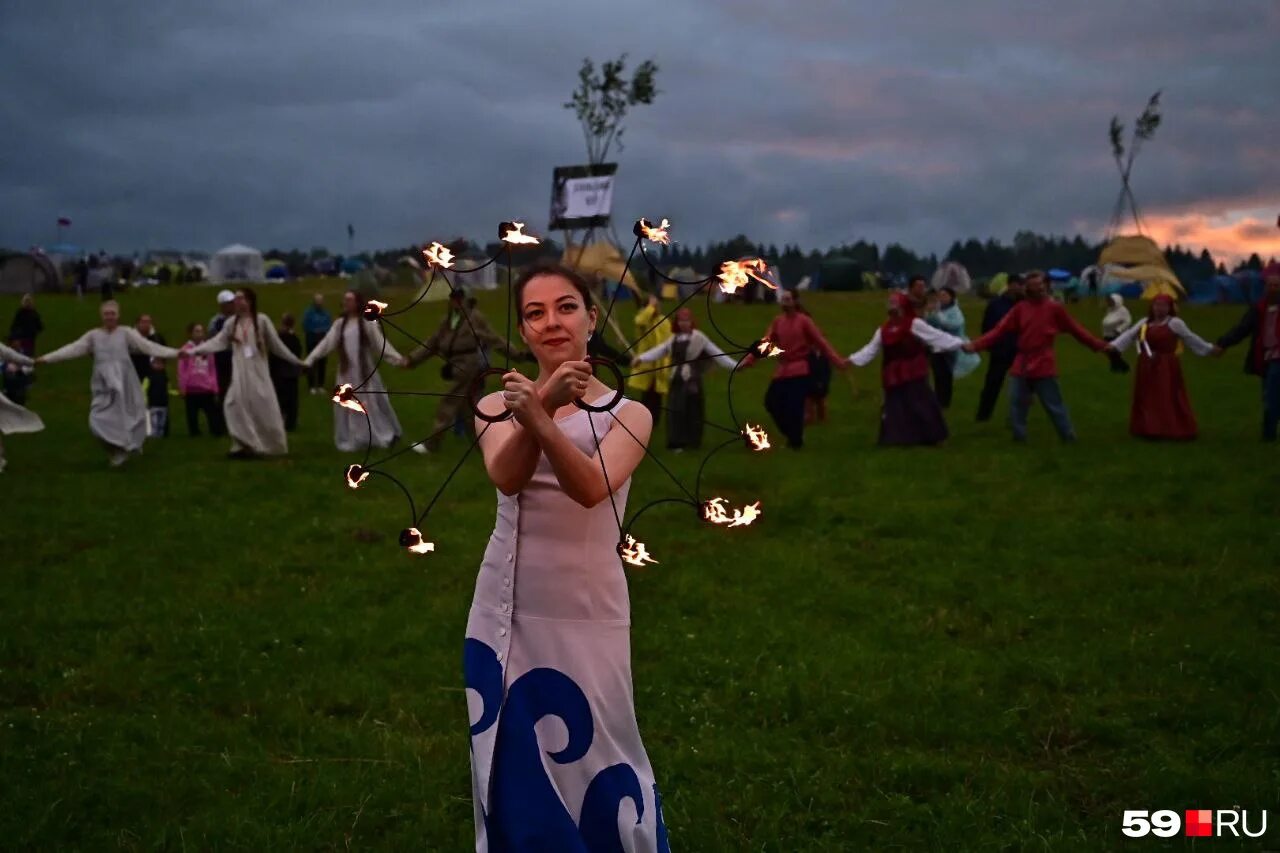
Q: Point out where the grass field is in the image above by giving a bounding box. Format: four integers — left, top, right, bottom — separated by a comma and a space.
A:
1, 279, 1277, 850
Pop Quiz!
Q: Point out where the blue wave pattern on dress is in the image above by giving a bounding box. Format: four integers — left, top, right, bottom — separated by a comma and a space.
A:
467, 639, 668, 851
489, 665, 595, 850
579, 763, 644, 853
464, 638, 504, 737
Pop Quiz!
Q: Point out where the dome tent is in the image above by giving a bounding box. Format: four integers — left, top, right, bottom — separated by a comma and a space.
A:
0, 252, 62, 294
209, 244, 265, 284
931, 261, 972, 294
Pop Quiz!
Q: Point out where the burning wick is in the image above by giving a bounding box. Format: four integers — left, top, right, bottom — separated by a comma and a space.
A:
742, 423, 771, 452
332, 384, 366, 414
345, 464, 369, 490
423, 242, 455, 269
634, 217, 671, 245
499, 221, 540, 246
754, 338, 784, 358
363, 300, 387, 320
701, 497, 763, 528
717, 259, 773, 295
400, 527, 435, 555
618, 534, 658, 567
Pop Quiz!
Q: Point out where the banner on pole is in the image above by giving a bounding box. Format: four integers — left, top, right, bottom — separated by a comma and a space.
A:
549, 163, 617, 231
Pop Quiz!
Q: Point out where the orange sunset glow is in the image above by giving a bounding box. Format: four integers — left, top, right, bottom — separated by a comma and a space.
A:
1137, 206, 1280, 266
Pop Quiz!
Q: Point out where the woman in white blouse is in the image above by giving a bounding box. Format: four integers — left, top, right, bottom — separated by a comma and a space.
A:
847, 292, 965, 446
1105, 294, 1218, 440
632, 307, 737, 451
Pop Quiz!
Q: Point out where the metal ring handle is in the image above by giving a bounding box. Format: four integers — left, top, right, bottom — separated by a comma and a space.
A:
469, 366, 515, 423
573, 356, 625, 413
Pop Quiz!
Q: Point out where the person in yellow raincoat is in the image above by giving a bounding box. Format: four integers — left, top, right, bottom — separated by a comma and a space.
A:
626, 293, 670, 423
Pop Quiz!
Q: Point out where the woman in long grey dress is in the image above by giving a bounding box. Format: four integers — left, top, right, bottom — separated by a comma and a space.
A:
184, 288, 305, 457
0, 342, 44, 472
38, 300, 179, 466
632, 307, 737, 451
302, 289, 407, 451
467, 263, 668, 850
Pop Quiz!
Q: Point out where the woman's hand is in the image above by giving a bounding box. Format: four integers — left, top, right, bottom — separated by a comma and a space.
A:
540, 360, 592, 410
502, 370, 545, 427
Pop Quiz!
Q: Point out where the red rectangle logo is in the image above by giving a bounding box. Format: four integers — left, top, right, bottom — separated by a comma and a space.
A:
1185, 809, 1213, 837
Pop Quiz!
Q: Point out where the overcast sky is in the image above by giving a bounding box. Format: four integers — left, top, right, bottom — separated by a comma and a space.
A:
3, 0, 1277, 262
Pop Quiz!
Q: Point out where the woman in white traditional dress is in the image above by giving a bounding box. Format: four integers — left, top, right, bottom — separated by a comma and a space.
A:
466, 263, 668, 851
37, 300, 179, 466
302, 289, 407, 451
183, 287, 305, 457
0, 342, 44, 472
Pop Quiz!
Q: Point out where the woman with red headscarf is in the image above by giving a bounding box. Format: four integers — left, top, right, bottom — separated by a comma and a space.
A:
632, 307, 737, 451
847, 292, 966, 445
1106, 294, 1217, 440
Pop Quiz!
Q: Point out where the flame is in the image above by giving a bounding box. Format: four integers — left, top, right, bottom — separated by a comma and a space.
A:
636, 217, 671, 245
345, 464, 368, 490
743, 423, 771, 451
702, 497, 763, 528
363, 299, 387, 320
755, 338, 784, 358
401, 527, 435, 555
619, 534, 658, 567
717, 258, 773, 295
332, 384, 366, 414
501, 221, 540, 245
423, 242, 455, 269
728, 501, 762, 528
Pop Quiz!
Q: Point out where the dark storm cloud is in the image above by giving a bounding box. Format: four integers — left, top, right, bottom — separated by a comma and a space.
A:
1, 0, 1276, 256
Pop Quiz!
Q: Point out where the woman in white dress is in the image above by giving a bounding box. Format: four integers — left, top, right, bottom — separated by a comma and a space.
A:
38, 300, 179, 466
302, 289, 407, 451
466, 263, 667, 850
0, 342, 45, 472
184, 287, 305, 457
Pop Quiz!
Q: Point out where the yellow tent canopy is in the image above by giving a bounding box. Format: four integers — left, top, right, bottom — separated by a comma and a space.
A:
1099, 234, 1186, 300
1099, 234, 1166, 268
561, 241, 644, 296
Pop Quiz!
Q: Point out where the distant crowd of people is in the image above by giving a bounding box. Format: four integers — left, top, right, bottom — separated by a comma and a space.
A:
1, 260, 1279, 472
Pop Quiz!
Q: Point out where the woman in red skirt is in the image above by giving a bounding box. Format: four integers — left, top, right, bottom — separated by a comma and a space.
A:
1105, 294, 1218, 440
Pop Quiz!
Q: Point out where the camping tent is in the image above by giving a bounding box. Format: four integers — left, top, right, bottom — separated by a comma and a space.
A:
1097, 235, 1184, 300
931, 261, 972, 294
0, 252, 62, 294
264, 259, 288, 280
209, 244, 265, 283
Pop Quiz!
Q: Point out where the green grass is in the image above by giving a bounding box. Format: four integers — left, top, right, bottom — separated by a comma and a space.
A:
1, 281, 1277, 850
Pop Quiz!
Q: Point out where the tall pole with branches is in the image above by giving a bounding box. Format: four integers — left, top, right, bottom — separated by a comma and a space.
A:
561, 55, 660, 339
1108, 91, 1163, 237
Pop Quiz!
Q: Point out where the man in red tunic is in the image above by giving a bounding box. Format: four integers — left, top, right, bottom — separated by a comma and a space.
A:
742, 288, 848, 449
1216, 261, 1280, 442
964, 270, 1108, 442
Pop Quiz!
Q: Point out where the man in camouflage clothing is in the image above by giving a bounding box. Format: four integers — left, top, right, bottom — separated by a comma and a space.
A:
404, 289, 525, 453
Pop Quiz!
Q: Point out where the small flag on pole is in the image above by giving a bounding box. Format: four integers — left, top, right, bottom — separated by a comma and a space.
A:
347, 223, 355, 240
57, 217, 72, 227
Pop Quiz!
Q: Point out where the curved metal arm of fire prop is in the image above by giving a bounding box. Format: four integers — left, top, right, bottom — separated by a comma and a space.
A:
331, 218, 783, 564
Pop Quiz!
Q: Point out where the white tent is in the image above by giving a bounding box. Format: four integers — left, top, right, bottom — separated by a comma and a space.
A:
209, 244, 265, 284
450, 259, 499, 290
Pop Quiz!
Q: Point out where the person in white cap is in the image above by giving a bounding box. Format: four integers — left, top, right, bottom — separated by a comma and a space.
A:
209, 290, 236, 402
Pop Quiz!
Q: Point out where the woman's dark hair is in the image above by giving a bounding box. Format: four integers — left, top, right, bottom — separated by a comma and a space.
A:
186, 321, 200, 335
941, 286, 957, 301
237, 287, 258, 314
512, 264, 596, 319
